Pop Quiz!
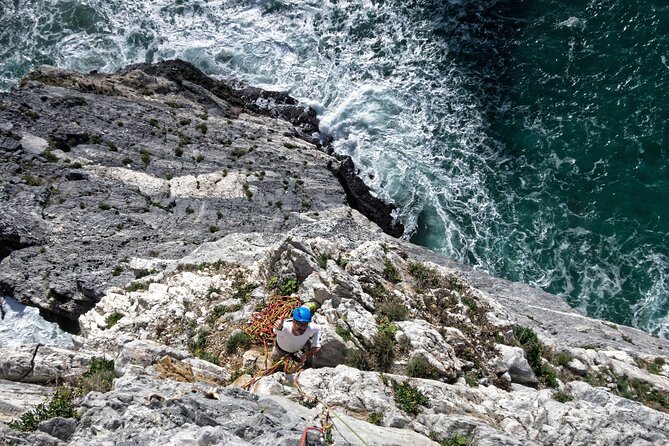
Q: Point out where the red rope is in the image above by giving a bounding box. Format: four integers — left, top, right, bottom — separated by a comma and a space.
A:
300, 426, 323, 446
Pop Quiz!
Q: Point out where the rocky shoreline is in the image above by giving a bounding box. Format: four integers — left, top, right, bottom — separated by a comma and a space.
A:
1, 61, 669, 445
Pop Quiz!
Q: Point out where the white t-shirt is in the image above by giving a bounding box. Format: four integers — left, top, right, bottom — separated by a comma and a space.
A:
273, 319, 321, 353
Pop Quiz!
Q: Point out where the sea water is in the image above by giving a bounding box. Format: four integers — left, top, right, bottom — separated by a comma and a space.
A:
0, 0, 667, 336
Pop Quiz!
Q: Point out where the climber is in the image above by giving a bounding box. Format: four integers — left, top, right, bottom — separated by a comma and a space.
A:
271, 306, 321, 363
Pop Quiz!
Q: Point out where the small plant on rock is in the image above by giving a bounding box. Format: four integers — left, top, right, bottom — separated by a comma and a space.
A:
345, 349, 371, 371
390, 379, 429, 414
383, 259, 401, 284
406, 355, 439, 380
9, 387, 78, 432
367, 412, 383, 425
105, 311, 124, 328
336, 326, 352, 342
79, 357, 117, 393
553, 391, 573, 403
377, 296, 409, 322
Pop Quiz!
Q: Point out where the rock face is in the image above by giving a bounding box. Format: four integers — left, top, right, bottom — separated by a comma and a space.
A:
2, 62, 669, 446
0, 60, 402, 332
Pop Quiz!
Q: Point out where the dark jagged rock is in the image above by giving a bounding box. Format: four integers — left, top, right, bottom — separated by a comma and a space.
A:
0, 61, 401, 332
330, 155, 404, 237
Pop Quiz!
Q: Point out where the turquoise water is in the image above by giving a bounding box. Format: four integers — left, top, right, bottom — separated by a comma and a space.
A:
1, 1, 667, 336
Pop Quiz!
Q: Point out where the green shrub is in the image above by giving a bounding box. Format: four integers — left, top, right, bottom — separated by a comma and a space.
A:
232, 281, 258, 303
140, 149, 151, 166
174, 147, 184, 157
190, 333, 220, 365
317, 253, 332, 269
21, 175, 42, 186
277, 278, 299, 296
196, 123, 207, 134
9, 387, 78, 431
383, 260, 401, 284
105, 140, 118, 152
148, 118, 160, 127
650, 357, 666, 374
464, 373, 479, 387
209, 225, 219, 233
553, 391, 573, 403
367, 412, 383, 425
390, 379, 429, 414
377, 322, 398, 339
71, 162, 82, 169
336, 326, 352, 342
556, 351, 573, 367
225, 332, 253, 355
126, 281, 150, 292
377, 297, 409, 322
406, 356, 438, 380
79, 357, 117, 393
179, 118, 192, 126
369, 332, 395, 371
407, 262, 443, 289
105, 312, 124, 328
514, 325, 543, 375
98, 203, 111, 211
345, 349, 371, 371
442, 434, 470, 446
42, 150, 59, 162
195, 154, 204, 163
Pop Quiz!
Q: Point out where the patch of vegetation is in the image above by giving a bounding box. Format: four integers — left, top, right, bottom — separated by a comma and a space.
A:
464, 373, 479, 387
242, 181, 253, 200
299, 397, 318, 409
112, 265, 124, 276
274, 200, 283, 208
225, 332, 253, 355
9, 387, 78, 432
367, 286, 387, 300
189, 333, 220, 365
185, 206, 194, 214
622, 334, 634, 344
42, 150, 59, 162
21, 175, 42, 186
377, 322, 398, 339
367, 412, 383, 426
209, 225, 219, 233
514, 325, 557, 387
174, 147, 184, 157
383, 259, 401, 284
556, 351, 574, 367
148, 118, 160, 127
390, 379, 429, 415
369, 330, 396, 372
636, 356, 666, 375
122, 157, 132, 164
179, 118, 192, 126
230, 147, 247, 159
429, 432, 470, 446
232, 279, 258, 303
105, 140, 118, 152
105, 312, 124, 328
71, 161, 82, 169
336, 326, 352, 342
195, 153, 204, 163
126, 281, 150, 292
79, 357, 116, 394
407, 262, 443, 290
207, 304, 242, 327
406, 355, 439, 380
316, 253, 332, 269
268, 277, 299, 296
345, 349, 371, 371
98, 203, 112, 211
553, 391, 573, 403
377, 296, 409, 322
165, 101, 181, 108
23, 110, 40, 120
140, 149, 151, 166
196, 123, 207, 134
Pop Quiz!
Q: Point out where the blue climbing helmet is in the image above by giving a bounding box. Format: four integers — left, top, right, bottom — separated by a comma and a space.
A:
293, 306, 312, 323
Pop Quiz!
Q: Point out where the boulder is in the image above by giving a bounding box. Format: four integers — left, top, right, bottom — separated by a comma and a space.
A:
396, 319, 462, 379
494, 344, 538, 385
